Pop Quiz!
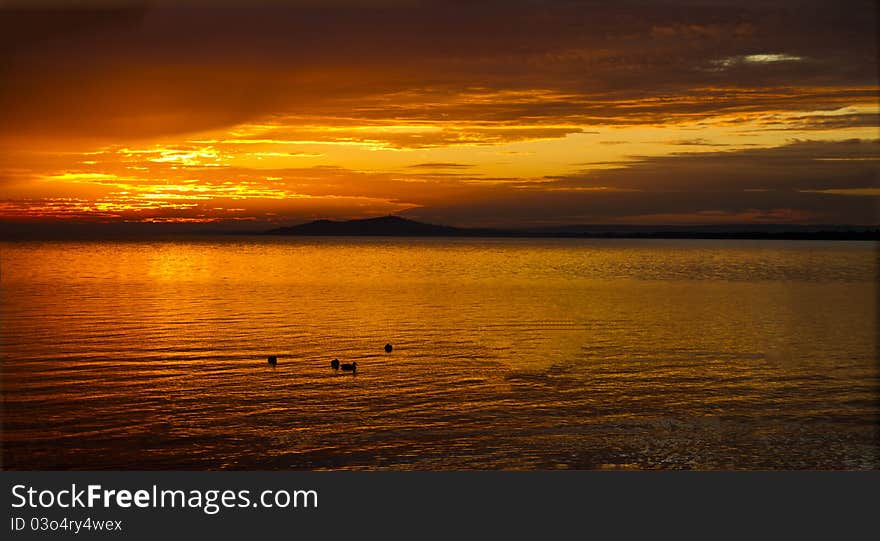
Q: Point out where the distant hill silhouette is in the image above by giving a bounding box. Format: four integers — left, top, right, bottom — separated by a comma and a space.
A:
264, 215, 502, 236
1, 217, 875, 240
263, 216, 879, 240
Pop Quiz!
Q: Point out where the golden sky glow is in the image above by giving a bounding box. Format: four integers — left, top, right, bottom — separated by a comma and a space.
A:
1, 1, 877, 228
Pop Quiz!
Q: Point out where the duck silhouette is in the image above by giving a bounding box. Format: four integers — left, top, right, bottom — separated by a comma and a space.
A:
341, 361, 357, 373
384, 343, 393, 353
267, 356, 277, 366
331, 358, 340, 370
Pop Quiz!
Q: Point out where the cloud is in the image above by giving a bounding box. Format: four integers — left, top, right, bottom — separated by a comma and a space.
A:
758, 112, 880, 131
403, 139, 880, 226
664, 138, 732, 147
548, 139, 880, 192
1, 0, 875, 144
1, 1, 877, 227
708, 53, 805, 71
3, 139, 877, 226
407, 163, 475, 169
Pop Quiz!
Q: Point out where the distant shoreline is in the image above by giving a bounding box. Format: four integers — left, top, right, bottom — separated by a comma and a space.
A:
2, 215, 879, 241
260, 231, 880, 241
262, 216, 880, 241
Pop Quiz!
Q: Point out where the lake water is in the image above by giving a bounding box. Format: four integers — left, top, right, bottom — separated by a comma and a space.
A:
1, 237, 877, 469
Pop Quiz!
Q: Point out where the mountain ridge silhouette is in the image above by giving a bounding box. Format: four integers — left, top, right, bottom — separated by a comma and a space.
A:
263, 215, 879, 240
264, 215, 502, 236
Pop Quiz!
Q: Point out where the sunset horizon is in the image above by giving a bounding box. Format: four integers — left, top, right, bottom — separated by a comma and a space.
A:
2, 0, 878, 477
2, 0, 877, 229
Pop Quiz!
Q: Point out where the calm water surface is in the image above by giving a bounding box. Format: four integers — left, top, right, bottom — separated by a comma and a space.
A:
2, 237, 877, 469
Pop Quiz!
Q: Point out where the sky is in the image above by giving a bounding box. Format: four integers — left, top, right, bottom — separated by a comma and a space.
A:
1, 0, 877, 229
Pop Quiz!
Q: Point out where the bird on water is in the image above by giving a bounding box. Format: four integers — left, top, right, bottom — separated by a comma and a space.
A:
384, 343, 393, 353
331, 358, 340, 370
341, 361, 357, 373
268, 356, 277, 366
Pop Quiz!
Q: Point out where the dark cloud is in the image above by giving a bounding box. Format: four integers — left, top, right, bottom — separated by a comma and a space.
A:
664, 138, 732, 146
405, 139, 880, 226
1, 0, 876, 141
1, 1, 877, 227
407, 163, 475, 169
548, 139, 880, 192
759, 112, 880, 131
403, 187, 879, 227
